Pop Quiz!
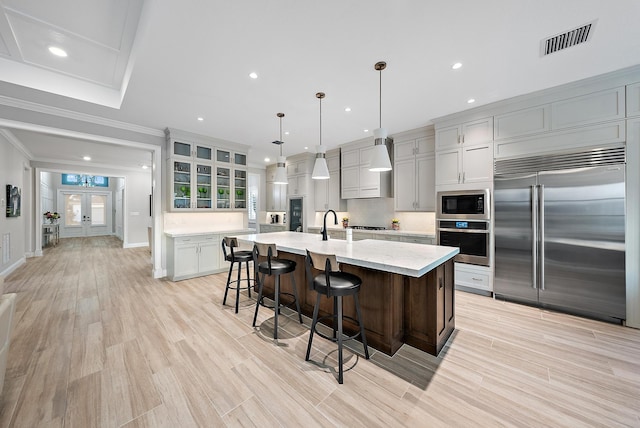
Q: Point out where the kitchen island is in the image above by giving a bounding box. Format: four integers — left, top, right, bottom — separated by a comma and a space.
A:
236, 231, 459, 356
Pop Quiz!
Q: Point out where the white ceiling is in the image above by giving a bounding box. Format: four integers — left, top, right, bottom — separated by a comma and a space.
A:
1, 0, 640, 168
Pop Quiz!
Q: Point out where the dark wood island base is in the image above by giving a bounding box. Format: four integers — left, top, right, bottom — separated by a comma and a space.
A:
257, 251, 455, 357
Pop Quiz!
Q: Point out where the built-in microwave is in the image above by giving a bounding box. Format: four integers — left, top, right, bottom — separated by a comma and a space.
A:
437, 189, 490, 220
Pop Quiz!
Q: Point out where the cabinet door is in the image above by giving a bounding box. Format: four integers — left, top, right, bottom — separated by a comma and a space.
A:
416, 154, 435, 211
171, 160, 192, 210
394, 157, 416, 211
327, 173, 346, 211
234, 169, 247, 209
216, 166, 231, 209
195, 163, 213, 209
462, 143, 493, 183
326, 155, 341, 171
461, 117, 493, 145
416, 136, 435, 156
435, 125, 461, 150
314, 179, 329, 211
394, 139, 416, 161
342, 149, 359, 167
172, 141, 193, 160
199, 239, 219, 273
175, 243, 199, 277
266, 182, 275, 210
341, 166, 359, 198
435, 149, 461, 186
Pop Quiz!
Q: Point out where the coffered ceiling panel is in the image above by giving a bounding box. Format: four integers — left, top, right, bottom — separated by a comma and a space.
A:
0, 0, 144, 106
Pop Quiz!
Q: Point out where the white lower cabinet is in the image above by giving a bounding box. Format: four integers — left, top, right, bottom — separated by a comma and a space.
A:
167, 234, 223, 281
454, 263, 492, 293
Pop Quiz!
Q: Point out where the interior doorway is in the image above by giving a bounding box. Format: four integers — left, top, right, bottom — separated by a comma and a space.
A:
57, 190, 112, 237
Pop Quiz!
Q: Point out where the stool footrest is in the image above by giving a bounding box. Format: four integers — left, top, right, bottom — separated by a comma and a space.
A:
314, 314, 363, 343
257, 293, 297, 311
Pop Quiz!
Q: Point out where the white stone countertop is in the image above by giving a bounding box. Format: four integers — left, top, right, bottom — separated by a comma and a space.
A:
235, 231, 458, 278
164, 228, 255, 238
307, 226, 436, 238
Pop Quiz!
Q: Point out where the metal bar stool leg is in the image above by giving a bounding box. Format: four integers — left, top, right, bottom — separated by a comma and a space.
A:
333, 297, 338, 339
222, 261, 234, 307
274, 275, 280, 340
235, 260, 242, 313
354, 293, 370, 359
253, 272, 265, 327
245, 261, 252, 298
306, 293, 322, 361
337, 295, 344, 384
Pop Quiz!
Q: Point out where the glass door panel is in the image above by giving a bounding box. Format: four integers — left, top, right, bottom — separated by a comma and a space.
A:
196, 164, 212, 209
173, 141, 191, 157
234, 153, 247, 165
196, 145, 212, 161
173, 160, 191, 209
216, 166, 231, 209
217, 149, 231, 163
60, 191, 111, 238
234, 169, 246, 209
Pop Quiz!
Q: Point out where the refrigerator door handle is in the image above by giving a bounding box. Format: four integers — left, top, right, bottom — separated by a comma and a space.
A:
539, 184, 545, 291
531, 185, 538, 289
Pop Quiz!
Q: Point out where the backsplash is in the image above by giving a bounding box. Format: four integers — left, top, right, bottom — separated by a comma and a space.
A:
164, 212, 245, 231
312, 198, 435, 233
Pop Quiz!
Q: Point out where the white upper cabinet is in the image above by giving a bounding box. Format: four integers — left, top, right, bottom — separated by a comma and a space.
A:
494, 105, 551, 141
340, 141, 391, 199
627, 82, 640, 117
435, 117, 493, 150
314, 151, 347, 212
394, 136, 435, 211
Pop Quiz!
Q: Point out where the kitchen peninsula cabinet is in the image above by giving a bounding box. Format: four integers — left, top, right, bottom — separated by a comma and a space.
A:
394, 136, 435, 211
237, 231, 458, 356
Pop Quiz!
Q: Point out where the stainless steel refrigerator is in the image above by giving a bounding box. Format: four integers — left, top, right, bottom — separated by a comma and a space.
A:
494, 147, 626, 322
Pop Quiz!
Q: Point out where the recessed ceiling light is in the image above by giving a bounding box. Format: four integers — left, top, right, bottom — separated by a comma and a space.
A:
364, 129, 369, 133
141, 165, 148, 169
284, 131, 290, 135
249, 72, 258, 79
197, 117, 204, 121
467, 98, 476, 104
264, 157, 270, 162
344, 107, 351, 112
83, 156, 91, 161
304, 147, 308, 150
48, 46, 68, 57
452, 62, 462, 70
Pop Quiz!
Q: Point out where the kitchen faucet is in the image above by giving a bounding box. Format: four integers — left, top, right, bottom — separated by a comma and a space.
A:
321, 209, 338, 241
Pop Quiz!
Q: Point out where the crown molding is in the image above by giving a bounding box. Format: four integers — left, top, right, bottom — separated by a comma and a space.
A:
0, 95, 165, 137
0, 128, 33, 160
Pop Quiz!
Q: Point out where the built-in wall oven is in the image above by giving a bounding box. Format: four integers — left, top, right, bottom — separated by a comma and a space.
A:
437, 189, 490, 266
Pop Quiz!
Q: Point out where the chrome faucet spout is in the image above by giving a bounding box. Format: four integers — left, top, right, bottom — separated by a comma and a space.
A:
322, 209, 338, 241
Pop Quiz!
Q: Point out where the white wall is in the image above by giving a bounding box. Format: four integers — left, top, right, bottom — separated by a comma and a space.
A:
0, 133, 28, 277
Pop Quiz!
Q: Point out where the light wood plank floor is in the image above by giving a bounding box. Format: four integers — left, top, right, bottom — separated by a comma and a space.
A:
1, 236, 639, 427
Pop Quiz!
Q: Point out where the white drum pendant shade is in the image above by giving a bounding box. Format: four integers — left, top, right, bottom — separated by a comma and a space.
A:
274, 156, 288, 184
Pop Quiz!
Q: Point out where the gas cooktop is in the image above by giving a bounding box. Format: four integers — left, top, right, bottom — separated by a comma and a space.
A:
349, 225, 387, 230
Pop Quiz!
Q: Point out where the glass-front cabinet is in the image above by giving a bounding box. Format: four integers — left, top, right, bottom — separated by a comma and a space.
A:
167, 133, 248, 211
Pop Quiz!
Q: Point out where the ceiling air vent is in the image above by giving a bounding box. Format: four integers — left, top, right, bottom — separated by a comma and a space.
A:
541, 20, 596, 56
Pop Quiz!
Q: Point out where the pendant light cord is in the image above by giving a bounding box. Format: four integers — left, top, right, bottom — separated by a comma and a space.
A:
319, 96, 322, 147
379, 67, 382, 128
279, 116, 283, 156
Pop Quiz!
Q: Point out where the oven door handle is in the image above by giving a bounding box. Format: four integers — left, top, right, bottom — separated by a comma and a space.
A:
437, 228, 489, 234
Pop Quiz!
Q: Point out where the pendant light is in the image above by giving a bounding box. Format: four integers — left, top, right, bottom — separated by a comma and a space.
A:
312, 92, 330, 180
369, 61, 392, 172
273, 113, 288, 185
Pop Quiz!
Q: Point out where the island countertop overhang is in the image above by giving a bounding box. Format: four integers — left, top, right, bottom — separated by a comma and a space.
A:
235, 231, 459, 278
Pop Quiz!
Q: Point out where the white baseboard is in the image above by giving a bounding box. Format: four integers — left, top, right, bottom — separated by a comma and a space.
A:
0, 257, 26, 279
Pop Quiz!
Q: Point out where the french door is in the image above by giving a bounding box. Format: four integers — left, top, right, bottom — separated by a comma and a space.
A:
58, 191, 112, 237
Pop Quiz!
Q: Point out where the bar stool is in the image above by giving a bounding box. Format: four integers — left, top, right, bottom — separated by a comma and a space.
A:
252, 243, 303, 339
221, 237, 253, 313
304, 249, 369, 384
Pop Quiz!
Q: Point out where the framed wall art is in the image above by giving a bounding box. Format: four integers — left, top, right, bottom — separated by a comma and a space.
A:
6, 184, 21, 217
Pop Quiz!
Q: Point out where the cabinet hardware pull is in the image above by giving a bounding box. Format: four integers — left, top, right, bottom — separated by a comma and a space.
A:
472, 277, 482, 281
458, 173, 461, 183
463, 172, 466, 183
439, 277, 444, 289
